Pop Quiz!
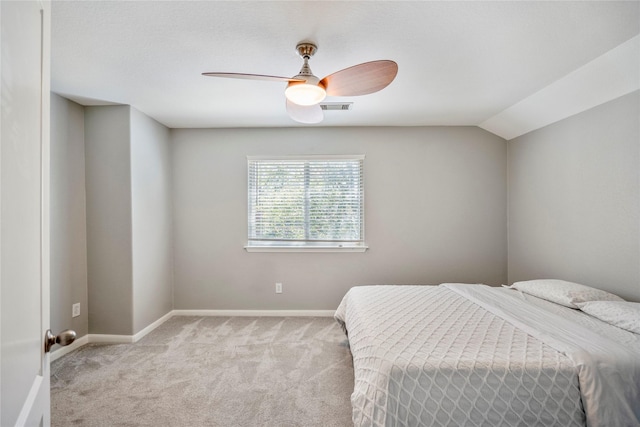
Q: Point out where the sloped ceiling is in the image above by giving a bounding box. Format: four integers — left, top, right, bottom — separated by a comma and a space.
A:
51, 1, 639, 139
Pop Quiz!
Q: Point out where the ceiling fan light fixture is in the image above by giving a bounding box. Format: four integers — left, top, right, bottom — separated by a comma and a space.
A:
285, 81, 326, 106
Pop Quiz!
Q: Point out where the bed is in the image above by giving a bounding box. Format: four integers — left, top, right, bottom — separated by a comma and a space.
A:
334, 282, 640, 427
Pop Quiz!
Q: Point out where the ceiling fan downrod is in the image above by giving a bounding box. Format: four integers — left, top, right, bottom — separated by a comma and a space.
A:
294, 43, 319, 77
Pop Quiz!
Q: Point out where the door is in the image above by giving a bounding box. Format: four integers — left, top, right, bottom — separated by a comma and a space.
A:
1, 1, 52, 426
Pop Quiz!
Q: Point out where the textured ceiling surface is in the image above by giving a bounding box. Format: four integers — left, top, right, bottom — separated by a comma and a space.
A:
51, 1, 639, 130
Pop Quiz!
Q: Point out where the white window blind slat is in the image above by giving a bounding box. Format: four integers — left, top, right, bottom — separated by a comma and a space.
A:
248, 157, 364, 246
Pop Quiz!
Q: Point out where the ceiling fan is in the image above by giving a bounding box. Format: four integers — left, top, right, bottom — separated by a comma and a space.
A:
202, 42, 398, 124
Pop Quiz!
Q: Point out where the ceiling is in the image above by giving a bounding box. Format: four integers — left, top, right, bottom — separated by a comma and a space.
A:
51, 1, 639, 136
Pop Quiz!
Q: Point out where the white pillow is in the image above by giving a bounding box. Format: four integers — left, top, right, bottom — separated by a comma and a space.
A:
508, 279, 623, 308
576, 301, 640, 334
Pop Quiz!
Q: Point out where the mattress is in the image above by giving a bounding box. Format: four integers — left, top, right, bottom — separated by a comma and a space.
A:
334, 284, 640, 427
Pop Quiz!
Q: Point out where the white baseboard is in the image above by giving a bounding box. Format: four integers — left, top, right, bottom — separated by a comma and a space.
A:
171, 309, 335, 317
51, 334, 89, 362
88, 310, 174, 345
51, 309, 335, 360
133, 311, 173, 341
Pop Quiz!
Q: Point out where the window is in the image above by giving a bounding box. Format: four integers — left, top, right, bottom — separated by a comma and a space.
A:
246, 155, 366, 252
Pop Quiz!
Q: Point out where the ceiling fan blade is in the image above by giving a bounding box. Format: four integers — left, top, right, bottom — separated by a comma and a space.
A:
202, 72, 305, 83
320, 60, 398, 97
286, 100, 323, 124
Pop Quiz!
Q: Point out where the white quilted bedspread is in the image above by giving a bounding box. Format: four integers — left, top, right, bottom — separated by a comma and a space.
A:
335, 285, 585, 427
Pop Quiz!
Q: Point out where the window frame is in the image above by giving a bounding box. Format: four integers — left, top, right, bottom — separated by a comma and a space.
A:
245, 155, 367, 253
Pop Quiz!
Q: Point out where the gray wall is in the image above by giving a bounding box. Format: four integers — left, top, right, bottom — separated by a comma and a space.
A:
57, 91, 638, 327
130, 108, 173, 333
171, 127, 508, 310
50, 94, 89, 338
508, 91, 640, 301
84, 106, 134, 334
84, 105, 173, 335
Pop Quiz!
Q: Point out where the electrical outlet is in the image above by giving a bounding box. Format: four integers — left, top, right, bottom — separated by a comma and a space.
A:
72, 303, 81, 318
275, 282, 283, 294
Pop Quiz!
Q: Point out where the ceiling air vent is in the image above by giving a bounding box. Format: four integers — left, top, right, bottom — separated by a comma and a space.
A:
320, 102, 353, 111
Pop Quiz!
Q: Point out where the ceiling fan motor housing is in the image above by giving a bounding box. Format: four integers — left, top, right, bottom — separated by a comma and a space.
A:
286, 42, 327, 105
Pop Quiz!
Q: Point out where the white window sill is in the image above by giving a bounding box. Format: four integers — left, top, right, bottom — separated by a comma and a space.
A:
244, 245, 368, 253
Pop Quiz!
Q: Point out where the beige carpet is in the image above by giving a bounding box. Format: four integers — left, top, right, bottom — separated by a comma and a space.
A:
51, 316, 354, 426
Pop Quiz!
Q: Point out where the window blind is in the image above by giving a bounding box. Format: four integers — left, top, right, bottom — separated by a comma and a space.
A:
248, 156, 364, 246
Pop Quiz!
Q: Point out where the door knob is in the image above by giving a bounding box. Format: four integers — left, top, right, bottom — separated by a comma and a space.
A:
44, 329, 76, 353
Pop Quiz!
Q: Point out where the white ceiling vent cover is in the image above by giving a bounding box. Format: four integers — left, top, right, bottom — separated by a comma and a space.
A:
320, 102, 353, 111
